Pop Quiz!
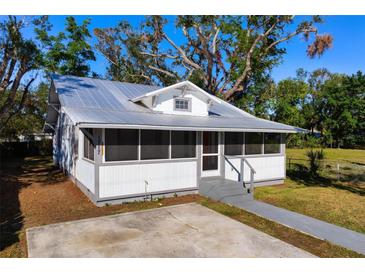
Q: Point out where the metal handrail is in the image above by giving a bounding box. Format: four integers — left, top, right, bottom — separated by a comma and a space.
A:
241, 158, 256, 195
224, 156, 246, 188
223, 156, 256, 195
242, 158, 256, 174
224, 156, 240, 174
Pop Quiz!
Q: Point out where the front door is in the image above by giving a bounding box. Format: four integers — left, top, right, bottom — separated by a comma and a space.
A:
201, 131, 220, 177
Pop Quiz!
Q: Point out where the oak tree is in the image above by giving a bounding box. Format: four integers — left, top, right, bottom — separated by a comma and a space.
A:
95, 16, 333, 102
35, 16, 96, 76
0, 16, 41, 132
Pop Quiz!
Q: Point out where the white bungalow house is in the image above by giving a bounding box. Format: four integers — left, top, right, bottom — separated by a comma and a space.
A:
45, 74, 302, 206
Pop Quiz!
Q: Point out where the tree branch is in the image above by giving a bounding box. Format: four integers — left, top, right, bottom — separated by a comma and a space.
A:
0, 49, 10, 81
140, 51, 179, 60
193, 23, 215, 90
148, 65, 178, 79
162, 32, 202, 71
127, 72, 151, 81
0, 66, 26, 120
0, 58, 17, 91
265, 26, 316, 53
0, 77, 35, 133
211, 27, 220, 55
224, 17, 282, 100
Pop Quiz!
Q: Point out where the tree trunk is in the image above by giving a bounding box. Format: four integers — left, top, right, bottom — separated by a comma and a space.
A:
0, 67, 26, 121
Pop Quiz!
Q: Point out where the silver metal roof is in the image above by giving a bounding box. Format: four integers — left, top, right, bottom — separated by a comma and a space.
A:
46, 74, 303, 133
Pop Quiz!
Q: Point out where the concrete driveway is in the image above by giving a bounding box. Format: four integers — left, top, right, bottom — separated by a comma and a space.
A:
26, 203, 315, 257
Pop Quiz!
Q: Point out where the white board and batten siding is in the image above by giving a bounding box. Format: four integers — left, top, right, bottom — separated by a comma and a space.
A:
150, 89, 209, 116
99, 161, 197, 199
225, 156, 285, 182
75, 130, 95, 194
54, 111, 76, 175
75, 159, 95, 193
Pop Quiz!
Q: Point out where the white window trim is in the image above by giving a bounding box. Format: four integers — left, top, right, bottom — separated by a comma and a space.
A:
201, 132, 220, 174
173, 97, 192, 112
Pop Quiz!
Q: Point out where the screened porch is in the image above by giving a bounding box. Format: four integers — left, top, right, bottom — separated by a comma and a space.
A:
78, 127, 285, 200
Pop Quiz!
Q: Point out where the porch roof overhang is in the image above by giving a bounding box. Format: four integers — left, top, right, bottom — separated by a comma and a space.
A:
76, 122, 304, 133
64, 106, 305, 133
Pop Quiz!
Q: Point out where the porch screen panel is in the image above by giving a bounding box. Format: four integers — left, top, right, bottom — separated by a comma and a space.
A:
203, 132, 218, 154
105, 129, 138, 161
245, 132, 263, 155
141, 130, 169, 160
202, 131, 219, 171
224, 132, 243, 155
171, 131, 196, 158
83, 128, 94, 161
264, 133, 281, 154
202, 155, 218, 171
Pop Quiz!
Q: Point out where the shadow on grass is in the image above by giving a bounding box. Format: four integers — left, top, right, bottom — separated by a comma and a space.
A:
348, 161, 365, 167
287, 163, 365, 196
0, 158, 27, 252
0, 156, 64, 252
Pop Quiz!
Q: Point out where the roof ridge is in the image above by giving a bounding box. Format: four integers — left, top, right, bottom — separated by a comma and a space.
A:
51, 73, 162, 88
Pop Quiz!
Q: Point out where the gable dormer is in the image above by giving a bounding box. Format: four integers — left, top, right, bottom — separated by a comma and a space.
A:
130, 81, 221, 117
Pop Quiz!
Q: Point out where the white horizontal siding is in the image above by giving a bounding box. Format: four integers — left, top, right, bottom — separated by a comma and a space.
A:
225, 156, 285, 182
99, 161, 197, 198
75, 159, 95, 193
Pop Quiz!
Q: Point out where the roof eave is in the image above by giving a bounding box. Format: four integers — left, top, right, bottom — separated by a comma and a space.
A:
130, 81, 223, 105
75, 122, 301, 133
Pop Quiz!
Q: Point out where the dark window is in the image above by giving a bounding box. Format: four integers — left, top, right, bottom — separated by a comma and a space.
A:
225, 132, 243, 155
174, 98, 190, 111
105, 129, 138, 161
171, 131, 196, 158
264, 133, 281, 154
245, 132, 263, 155
203, 156, 218, 171
83, 128, 94, 161
141, 130, 169, 160
203, 132, 218, 154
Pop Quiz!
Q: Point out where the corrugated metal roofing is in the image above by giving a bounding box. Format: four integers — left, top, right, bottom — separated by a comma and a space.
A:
52, 74, 158, 113
63, 107, 300, 132
49, 74, 303, 133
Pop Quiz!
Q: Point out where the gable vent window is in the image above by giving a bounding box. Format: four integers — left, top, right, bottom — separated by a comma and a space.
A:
174, 98, 191, 112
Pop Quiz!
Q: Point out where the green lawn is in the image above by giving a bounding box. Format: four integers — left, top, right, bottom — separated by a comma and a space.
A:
255, 148, 365, 234
286, 148, 365, 164
1, 156, 362, 258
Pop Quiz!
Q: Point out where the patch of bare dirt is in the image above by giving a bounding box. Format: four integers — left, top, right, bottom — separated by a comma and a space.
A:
0, 156, 200, 257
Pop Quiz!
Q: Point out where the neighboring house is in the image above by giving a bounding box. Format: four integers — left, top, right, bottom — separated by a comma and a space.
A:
1, 133, 52, 142
18, 133, 53, 142
45, 74, 302, 206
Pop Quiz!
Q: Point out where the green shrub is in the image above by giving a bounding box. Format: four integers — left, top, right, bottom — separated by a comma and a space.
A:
287, 133, 322, 148
306, 149, 325, 176
38, 139, 53, 156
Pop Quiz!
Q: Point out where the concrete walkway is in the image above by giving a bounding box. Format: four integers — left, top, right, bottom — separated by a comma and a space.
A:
199, 179, 365, 255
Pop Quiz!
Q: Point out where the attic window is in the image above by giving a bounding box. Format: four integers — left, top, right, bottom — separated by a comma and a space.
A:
174, 98, 191, 112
